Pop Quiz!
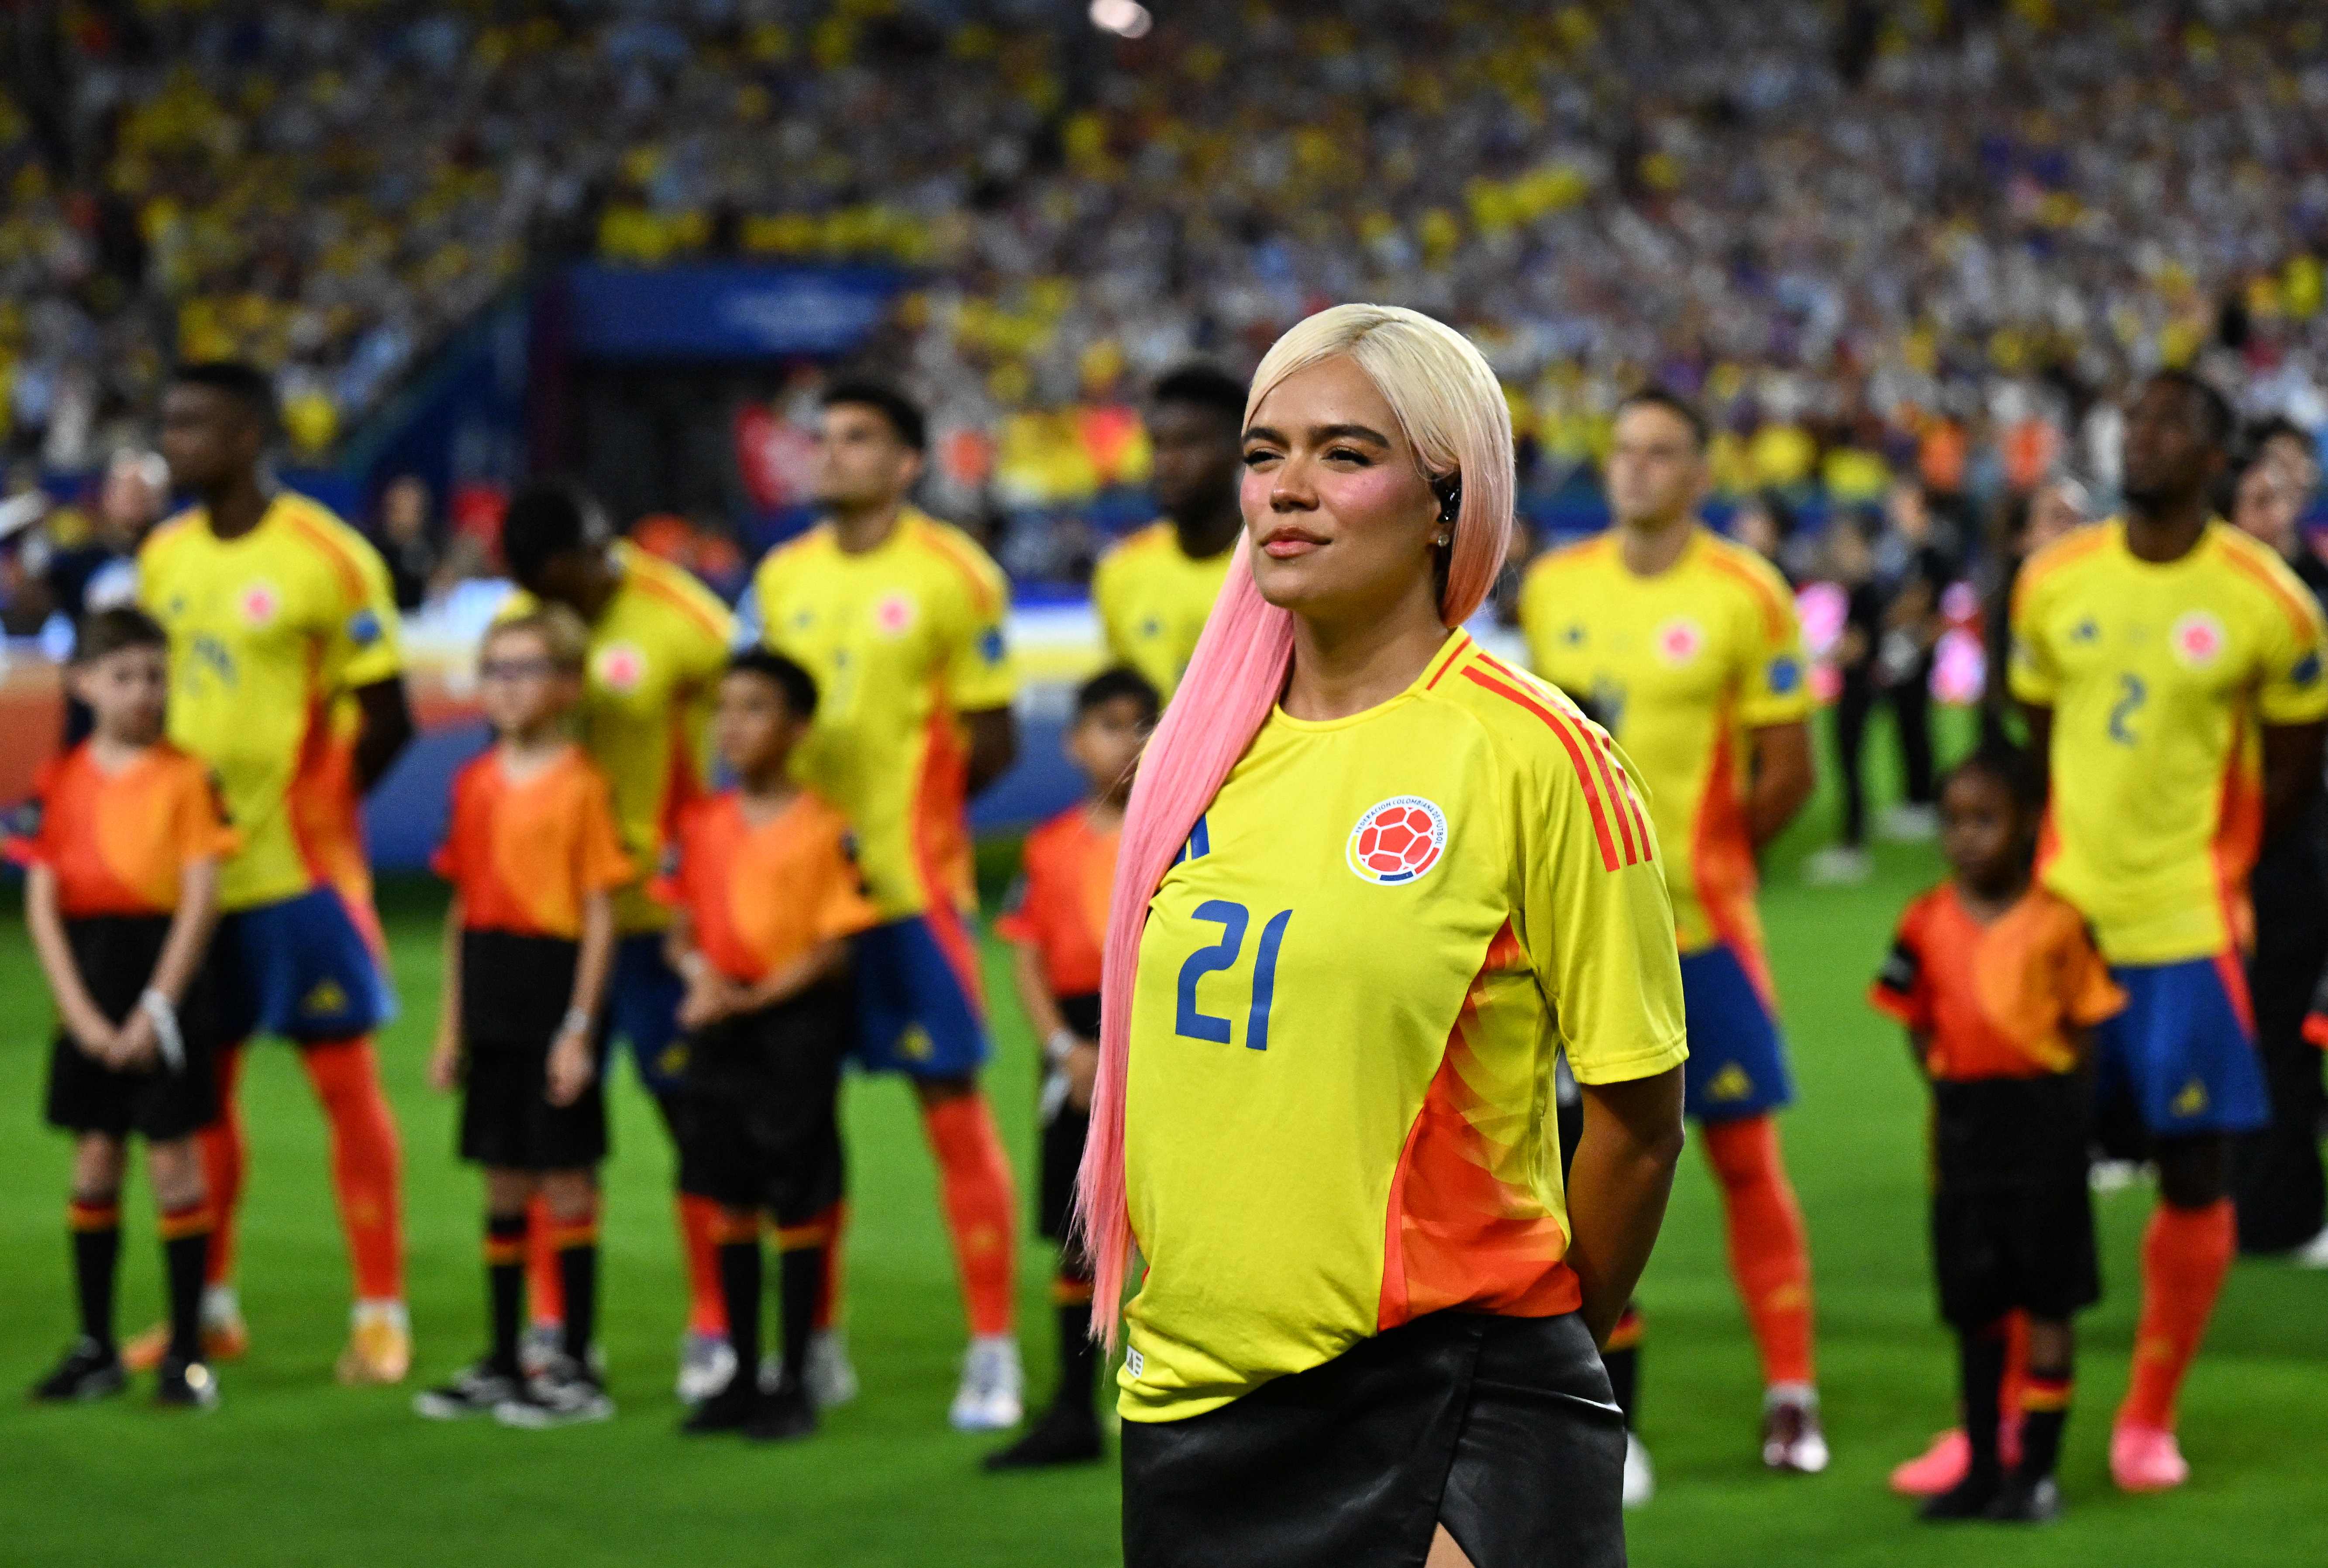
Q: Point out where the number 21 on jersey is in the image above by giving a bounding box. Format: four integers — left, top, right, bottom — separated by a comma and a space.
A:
1176, 900, 1293, 1052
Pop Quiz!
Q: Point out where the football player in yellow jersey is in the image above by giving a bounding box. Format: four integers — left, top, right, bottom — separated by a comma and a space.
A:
748, 382, 1027, 1430
2011, 371, 2328, 1493
1522, 390, 1827, 1480
1090, 366, 1246, 699
493, 481, 747, 1404
134, 363, 418, 1384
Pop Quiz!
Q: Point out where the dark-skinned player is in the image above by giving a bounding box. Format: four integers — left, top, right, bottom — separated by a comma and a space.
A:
2010, 370, 2328, 1491
131, 361, 418, 1385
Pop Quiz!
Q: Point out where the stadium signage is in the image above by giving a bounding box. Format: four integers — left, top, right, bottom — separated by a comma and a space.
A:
564, 265, 909, 359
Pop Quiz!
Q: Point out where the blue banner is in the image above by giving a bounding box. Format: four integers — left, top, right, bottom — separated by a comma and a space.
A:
564, 263, 909, 359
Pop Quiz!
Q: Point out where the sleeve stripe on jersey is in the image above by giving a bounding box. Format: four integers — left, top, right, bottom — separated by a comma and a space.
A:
2218, 539, 2328, 643
628, 556, 732, 643
916, 521, 1004, 619
1703, 544, 1793, 641
1587, 725, 1654, 861
2010, 526, 2112, 621
1424, 632, 1474, 689
1459, 663, 1624, 872
284, 511, 367, 605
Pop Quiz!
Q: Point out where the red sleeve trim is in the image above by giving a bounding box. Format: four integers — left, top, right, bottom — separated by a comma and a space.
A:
1460, 662, 1624, 871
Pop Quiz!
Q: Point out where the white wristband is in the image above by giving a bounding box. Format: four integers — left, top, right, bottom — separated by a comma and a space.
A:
140, 990, 185, 1074
1044, 1028, 1081, 1068
559, 1007, 592, 1039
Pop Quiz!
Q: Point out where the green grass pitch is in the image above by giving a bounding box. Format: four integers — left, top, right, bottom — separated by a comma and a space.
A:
4, 726, 2325, 1566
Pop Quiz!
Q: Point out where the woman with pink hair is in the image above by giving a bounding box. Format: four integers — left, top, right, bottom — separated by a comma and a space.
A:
1078, 304, 1690, 1568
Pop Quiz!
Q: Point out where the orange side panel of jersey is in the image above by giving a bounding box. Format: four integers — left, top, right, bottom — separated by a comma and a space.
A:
2208, 705, 2263, 956
656, 707, 706, 857
284, 680, 381, 951
1690, 713, 1777, 1003
907, 687, 984, 1006
1378, 924, 1581, 1331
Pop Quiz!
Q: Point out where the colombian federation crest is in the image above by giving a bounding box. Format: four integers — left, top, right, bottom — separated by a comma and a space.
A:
2170, 610, 2226, 668
1654, 616, 1704, 664
874, 591, 917, 637
1347, 796, 1449, 885
595, 641, 647, 695
239, 581, 281, 627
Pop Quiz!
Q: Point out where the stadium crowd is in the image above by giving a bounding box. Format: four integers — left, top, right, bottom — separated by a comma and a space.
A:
4, 0, 2328, 557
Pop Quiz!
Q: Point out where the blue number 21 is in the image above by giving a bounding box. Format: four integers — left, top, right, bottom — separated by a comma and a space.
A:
1175, 900, 1294, 1051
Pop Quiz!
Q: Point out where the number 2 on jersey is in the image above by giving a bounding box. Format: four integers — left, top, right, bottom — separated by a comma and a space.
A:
1175, 900, 1293, 1051
2108, 672, 2145, 745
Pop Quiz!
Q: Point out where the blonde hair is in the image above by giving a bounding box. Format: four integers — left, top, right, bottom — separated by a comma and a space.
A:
1074, 304, 1517, 1347
483, 603, 590, 673
1243, 304, 1515, 620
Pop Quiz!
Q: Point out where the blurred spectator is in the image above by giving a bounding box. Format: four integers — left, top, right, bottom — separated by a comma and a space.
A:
1978, 475, 2091, 748
1806, 512, 1881, 887
2241, 416, 2328, 582
2228, 436, 2328, 1255
3, 0, 2327, 557
1871, 480, 1952, 840
375, 475, 440, 612
1727, 492, 1801, 585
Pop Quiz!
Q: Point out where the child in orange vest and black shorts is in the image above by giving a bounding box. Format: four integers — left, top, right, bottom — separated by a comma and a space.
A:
661, 648, 879, 1442
1872, 745, 2125, 1523
18, 608, 237, 1410
416, 606, 631, 1428
984, 666, 1158, 1470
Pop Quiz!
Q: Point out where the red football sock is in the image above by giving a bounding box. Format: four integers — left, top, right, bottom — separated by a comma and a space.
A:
921, 1093, 1018, 1338
300, 1038, 403, 1302
197, 1042, 248, 1289
1703, 1114, 1817, 1388
527, 1192, 565, 1329
677, 1193, 730, 1337
2119, 1198, 2236, 1432
816, 1201, 848, 1333
1999, 1310, 2029, 1423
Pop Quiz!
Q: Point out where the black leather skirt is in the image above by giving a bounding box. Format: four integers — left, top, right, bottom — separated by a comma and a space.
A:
1121, 1310, 1625, 1568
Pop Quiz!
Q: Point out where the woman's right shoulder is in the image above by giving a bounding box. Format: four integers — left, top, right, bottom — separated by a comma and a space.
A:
1430, 642, 1645, 828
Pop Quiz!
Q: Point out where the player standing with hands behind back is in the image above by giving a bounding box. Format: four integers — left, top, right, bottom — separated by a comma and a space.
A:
985, 666, 1159, 1471
415, 608, 630, 1428
1521, 389, 1827, 1476
2011, 371, 2328, 1491
137, 361, 417, 1384
21, 609, 237, 1410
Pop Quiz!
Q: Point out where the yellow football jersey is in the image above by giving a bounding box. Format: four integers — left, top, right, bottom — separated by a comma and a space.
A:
1520, 529, 1811, 957
752, 508, 1016, 924
1091, 522, 1235, 699
2010, 519, 2328, 964
501, 542, 734, 933
139, 493, 403, 914
1119, 633, 1687, 1423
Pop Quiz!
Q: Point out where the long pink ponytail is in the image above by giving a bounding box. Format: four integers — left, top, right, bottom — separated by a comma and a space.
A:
1074, 304, 1515, 1345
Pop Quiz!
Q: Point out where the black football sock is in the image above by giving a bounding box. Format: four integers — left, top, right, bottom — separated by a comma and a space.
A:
485, 1211, 527, 1376
159, 1200, 214, 1363
554, 1212, 600, 1368
717, 1237, 763, 1378
2019, 1369, 2073, 1481
1957, 1324, 2008, 1481
1055, 1298, 1099, 1414
1603, 1303, 1643, 1427
777, 1241, 823, 1383
69, 1198, 123, 1352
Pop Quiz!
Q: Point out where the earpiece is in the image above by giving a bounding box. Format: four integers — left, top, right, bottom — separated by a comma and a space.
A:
1433, 474, 1461, 530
